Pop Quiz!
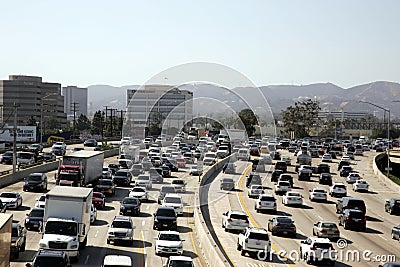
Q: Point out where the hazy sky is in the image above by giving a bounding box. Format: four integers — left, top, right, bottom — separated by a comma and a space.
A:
1, 1, 399, 88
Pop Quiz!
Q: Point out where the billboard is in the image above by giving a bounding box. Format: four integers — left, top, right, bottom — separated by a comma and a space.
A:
0, 126, 37, 143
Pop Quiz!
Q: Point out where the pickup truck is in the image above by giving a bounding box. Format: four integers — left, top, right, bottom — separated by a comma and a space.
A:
237, 227, 271, 259
11, 222, 27, 259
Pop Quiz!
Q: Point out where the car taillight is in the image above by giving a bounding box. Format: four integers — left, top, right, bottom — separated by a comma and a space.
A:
310, 246, 317, 250
345, 216, 349, 220
227, 218, 232, 222
275, 223, 280, 227
321, 230, 326, 233
245, 238, 248, 243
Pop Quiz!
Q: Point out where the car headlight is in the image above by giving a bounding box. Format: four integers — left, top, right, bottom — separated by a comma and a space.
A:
154, 218, 158, 222
70, 244, 79, 249
120, 206, 125, 210
39, 243, 47, 248
178, 243, 183, 248
25, 219, 29, 223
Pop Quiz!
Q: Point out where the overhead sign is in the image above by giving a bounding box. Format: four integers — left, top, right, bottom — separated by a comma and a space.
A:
0, 126, 37, 142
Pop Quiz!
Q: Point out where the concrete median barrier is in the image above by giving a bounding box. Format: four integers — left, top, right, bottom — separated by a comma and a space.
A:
373, 153, 400, 194
193, 154, 237, 267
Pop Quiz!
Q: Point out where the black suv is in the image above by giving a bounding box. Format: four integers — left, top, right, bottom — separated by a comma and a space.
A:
385, 198, 400, 215
274, 161, 287, 173
153, 206, 177, 230
316, 164, 330, 174
23, 173, 48, 192
25, 207, 44, 231
336, 197, 366, 215
246, 173, 262, 188
267, 216, 296, 237
32, 249, 71, 267
278, 174, 294, 187
271, 170, 284, 182
120, 197, 141, 216
338, 209, 366, 231
340, 166, 353, 177
319, 173, 332, 185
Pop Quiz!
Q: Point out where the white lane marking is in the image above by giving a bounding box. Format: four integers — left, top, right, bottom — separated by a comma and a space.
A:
94, 230, 99, 238
84, 255, 90, 264
380, 236, 388, 241
317, 215, 324, 220
142, 220, 146, 226
146, 205, 150, 210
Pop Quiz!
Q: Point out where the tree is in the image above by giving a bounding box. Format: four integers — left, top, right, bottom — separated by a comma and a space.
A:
211, 120, 223, 131
25, 115, 38, 126
148, 112, 162, 136
238, 108, 258, 137
282, 99, 321, 138
91, 110, 105, 135
76, 114, 91, 132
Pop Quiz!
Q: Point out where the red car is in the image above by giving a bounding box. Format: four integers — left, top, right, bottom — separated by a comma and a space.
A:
92, 192, 106, 209
250, 147, 260, 157
176, 158, 186, 168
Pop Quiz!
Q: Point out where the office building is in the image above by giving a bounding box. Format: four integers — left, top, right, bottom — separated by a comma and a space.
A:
62, 86, 88, 120
126, 85, 193, 137
0, 75, 67, 130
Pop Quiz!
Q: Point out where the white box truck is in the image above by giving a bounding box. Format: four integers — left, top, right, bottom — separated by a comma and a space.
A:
39, 186, 92, 261
57, 150, 104, 186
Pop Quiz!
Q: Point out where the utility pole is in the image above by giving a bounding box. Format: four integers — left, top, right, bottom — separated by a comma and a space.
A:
110, 109, 114, 138
119, 110, 126, 138
12, 102, 19, 174
71, 102, 79, 135
104, 106, 109, 137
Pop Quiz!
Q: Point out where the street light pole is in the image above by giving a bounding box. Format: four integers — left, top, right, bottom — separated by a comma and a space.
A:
359, 100, 390, 177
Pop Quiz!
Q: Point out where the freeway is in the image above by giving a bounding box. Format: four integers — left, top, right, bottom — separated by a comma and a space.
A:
6, 154, 206, 267
207, 150, 400, 267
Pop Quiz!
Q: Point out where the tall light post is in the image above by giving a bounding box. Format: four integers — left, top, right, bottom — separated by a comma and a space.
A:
359, 100, 390, 177
40, 93, 58, 144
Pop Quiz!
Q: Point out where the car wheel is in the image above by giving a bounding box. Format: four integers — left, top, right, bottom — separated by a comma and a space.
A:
392, 232, 396, 240
343, 222, 348, 229
21, 238, 26, 252
237, 243, 242, 251
389, 208, 394, 215
241, 249, 246, 256
312, 229, 316, 236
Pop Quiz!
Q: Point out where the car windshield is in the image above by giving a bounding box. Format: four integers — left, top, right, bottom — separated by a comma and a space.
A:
30, 209, 44, 217
161, 187, 176, 193
335, 185, 346, 189
230, 214, 247, 220
115, 171, 128, 177
277, 217, 293, 223
156, 208, 176, 217
131, 188, 145, 193
18, 152, 33, 159
222, 179, 234, 183
164, 197, 182, 204
11, 227, 18, 237
93, 193, 103, 198
98, 180, 113, 186
3, 152, 13, 156
172, 180, 184, 185
321, 223, 337, 229
159, 233, 181, 241
349, 211, 364, 218
314, 189, 326, 193
27, 175, 42, 182
260, 196, 275, 201
0, 192, 17, 198
34, 258, 67, 266
248, 232, 269, 241
45, 221, 77, 236
38, 195, 46, 201
112, 220, 132, 228
123, 198, 139, 204
168, 260, 194, 267
137, 176, 149, 181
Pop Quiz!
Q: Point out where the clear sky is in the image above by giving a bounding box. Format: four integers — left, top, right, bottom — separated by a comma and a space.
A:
1, 0, 399, 88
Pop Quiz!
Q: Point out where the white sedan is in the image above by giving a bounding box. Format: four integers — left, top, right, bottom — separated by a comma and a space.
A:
282, 191, 303, 206
129, 186, 149, 201
0, 192, 23, 209
346, 172, 361, 184
309, 188, 328, 202
353, 179, 369, 192
248, 185, 265, 198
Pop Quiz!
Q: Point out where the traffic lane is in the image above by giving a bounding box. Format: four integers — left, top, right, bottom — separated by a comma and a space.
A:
276, 151, 399, 265
207, 161, 291, 266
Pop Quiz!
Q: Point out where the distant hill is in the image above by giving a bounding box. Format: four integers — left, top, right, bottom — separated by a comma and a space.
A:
88, 81, 400, 118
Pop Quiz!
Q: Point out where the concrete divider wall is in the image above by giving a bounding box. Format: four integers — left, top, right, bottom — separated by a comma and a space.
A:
193, 154, 237, 267
0, 148, 120, 189
373, 153, 400, 194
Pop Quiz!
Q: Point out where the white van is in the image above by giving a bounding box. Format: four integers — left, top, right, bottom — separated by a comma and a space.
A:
237, 148, 250, 161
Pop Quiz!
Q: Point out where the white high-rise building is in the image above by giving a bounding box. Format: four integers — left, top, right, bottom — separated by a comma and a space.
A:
62, 86, 88, 120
